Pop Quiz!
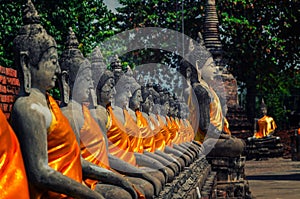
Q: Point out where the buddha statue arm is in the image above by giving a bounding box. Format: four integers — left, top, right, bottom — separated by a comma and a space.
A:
81, 158, 137, 199
11, 100, 104, 199
194, 84, 211, 134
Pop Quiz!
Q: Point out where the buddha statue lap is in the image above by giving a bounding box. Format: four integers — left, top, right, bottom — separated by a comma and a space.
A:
11, 1, 104, 198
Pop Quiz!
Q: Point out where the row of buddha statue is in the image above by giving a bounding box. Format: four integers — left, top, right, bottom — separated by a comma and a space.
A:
1, 1, 245, 198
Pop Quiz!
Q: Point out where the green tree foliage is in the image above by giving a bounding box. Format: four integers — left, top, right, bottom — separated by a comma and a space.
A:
115, 0, 206, 67
217, 0, 300, 126
0, 0, 117, 68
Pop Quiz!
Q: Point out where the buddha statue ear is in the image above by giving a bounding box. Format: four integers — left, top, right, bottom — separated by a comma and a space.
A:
59, 71, 70, 106
20, 51, 31, 94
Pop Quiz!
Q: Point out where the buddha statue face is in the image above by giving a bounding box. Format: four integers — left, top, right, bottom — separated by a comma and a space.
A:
110, 55, 123, 83
129, 89, 143, 110
100, 77, 116, 106
201, 57, 218, 82
72, 60, 94, 103
141, 93, 154, 114
115, 82, 132, 108
30, 47, 60, 92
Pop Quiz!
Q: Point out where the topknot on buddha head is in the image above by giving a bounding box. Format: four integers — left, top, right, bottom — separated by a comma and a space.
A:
13, 0, 57, 94
60, 27, 90, 90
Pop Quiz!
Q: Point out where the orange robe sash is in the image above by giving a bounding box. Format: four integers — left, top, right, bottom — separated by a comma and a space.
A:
148, 115, 166, 151
107, 106, 136, 166
166, 116, 178, 144
80, 105, 110, 188
209, 87, 223, 132
157, 115, 172, 147
254, 115, 277, 138
0, 110, 30, 199
123, 109, 144, 153
135, 110, 155, 152
38, 95, 83, 198
184, 119, 195, 142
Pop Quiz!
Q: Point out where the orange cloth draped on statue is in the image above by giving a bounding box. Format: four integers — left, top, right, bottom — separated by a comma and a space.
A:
123, 109, 144, 153
187, 85, 199, 135
32, 95, 83, 199
171, 118, 182, 145
0, 110, 30, 199
223, 117, 231, 135
80, 105, 110, 188
157, 115, 172, 147
166, 116, 178, 144
148, 115, 166, 151
185, 119, 195, 142
135, 110, 155, 152
209, 87, 224, 132
106, 106, 137, 166
194, 127, 206, 144
254, 115, 277, 138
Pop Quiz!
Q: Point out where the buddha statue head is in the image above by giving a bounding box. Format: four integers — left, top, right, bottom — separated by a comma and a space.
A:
13, 0, 60, 95
90, 46, 107, 89
110, 54, 124, 83
141, 86, 154, 114
96, 69, 116, 107
128, 78, 143, 111
60, 27, 94, 104
114, 73, 137, 109
179, 39, 213, 84
159, 89, 170, 116
260, 99, 268, 116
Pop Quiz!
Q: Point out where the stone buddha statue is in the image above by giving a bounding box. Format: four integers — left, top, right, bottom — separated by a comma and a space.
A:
253, 99, 277, 139
11, 1, 104, 198
179, 39, 245, 157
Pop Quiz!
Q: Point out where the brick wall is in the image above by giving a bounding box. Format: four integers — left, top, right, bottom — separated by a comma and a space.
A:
0, 66, 20, 119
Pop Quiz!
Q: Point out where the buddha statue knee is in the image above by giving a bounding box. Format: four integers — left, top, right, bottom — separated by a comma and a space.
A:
59, 28, 138, 199
11, 1, 103, 198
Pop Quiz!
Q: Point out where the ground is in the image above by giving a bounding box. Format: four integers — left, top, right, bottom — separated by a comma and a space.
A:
245, 158, 300, 199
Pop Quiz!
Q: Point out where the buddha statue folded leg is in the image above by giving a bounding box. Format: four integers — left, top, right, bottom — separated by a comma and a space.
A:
143, 151, 176, 182
95, 184, 132, 199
